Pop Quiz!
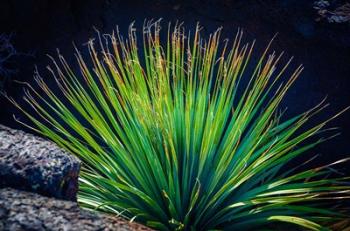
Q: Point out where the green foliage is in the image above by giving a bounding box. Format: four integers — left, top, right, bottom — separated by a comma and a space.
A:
13, 21, 350, 230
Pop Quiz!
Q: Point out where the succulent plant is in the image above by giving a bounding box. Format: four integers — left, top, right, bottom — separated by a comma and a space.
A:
12, 21, 350, 230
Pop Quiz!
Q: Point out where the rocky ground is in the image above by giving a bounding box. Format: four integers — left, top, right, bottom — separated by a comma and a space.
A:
0, 188, 151, 231
0, 125, 152, 231
0, 125, 80, 200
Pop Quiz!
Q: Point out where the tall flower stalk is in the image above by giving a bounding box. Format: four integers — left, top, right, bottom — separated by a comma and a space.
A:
12, 21, 350, 230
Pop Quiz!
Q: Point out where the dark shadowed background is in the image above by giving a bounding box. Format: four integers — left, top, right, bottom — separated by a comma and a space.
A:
0, 0, 349, 173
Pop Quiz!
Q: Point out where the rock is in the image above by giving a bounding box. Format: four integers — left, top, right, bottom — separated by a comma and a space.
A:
0, 188, 153, 231
0, 125, 80, 201
314, 1, 350, 23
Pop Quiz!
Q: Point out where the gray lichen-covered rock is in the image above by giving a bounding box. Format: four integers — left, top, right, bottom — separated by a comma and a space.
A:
0, 125, 80, 201
314, 1, 350, 23
0, 188, 153, 231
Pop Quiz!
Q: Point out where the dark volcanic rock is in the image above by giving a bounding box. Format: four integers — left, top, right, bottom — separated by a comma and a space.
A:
0, 188, 153, 231
0, 125, 80, 201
